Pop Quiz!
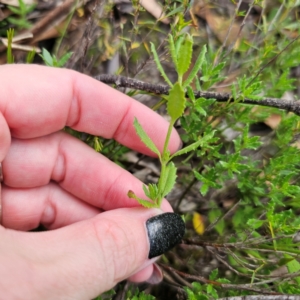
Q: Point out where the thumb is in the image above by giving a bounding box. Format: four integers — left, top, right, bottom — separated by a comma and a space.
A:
0, 207, 185, 300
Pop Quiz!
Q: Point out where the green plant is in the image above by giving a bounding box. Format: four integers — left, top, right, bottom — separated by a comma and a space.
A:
128, 34, 208, 208
9, 1, 300, 298
94, 1, 300, 297
7, 0, 36, 29
39, 48, 73, 67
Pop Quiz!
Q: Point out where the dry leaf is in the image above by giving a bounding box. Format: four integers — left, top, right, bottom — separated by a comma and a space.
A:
140, 0, 170, 24
0, 0, 35, 7
193, 212, 205, 235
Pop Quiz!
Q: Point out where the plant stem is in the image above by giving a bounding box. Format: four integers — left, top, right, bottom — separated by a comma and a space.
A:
157, 120, 175, 206
163, 120, 175, 156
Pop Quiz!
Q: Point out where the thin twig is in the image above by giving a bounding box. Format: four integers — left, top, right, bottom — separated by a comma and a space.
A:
226, 0, 256, 64
214, 0, 243, 66
219, 296, 300, 300
205, 199, 241, 233
95, 74, 300, 116
246, 34, 300, 88
159, 264, 281, 295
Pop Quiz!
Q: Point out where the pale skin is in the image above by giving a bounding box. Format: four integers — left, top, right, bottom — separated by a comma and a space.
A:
0, 64, 181, 299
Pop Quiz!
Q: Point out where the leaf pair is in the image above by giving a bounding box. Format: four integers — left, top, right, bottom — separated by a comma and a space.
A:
169, 34, 207, 87
169, 33, 193, 81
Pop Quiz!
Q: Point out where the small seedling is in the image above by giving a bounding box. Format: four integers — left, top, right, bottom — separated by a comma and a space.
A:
7, 0, 36, 29
128, 34, 208, 208
39, 48, 73, 67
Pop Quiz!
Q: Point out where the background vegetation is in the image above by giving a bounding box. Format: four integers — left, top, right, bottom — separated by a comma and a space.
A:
1, 0, 300, 299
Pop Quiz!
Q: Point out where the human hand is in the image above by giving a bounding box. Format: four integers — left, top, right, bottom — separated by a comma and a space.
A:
0, 65, 185, 299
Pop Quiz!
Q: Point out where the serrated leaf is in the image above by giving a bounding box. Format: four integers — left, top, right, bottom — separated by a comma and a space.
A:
150, 42, 173, 87
133, 118, 161, 159
161, 162, 177, 197
168, 34, 178, 70
175, 35, 184, 56
144, 183, 159, 200
177, 33, 193, 77
171, 131, 216, 159
183, 44, 207, 88
128, 190, 156, 208
167, 82, 186, 122
142, 185, 151, 199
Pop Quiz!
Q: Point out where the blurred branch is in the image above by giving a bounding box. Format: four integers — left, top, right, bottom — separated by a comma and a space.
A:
159, 264, 283, 295
219, 296, 300, 300
95, 74, 300, 116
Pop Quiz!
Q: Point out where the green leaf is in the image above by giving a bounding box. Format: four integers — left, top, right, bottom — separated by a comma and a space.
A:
175, 35, 184, 56
8, 6, 21, 14
200, 183, 209, 196
167, 82, 186, 122
171, 130, 216, 159
161, 162, 177, 198
164, 6, 184, 18
150, 42, 173, 86
177, 33, 193, 77
168, 34, 178, 70
186, 85, 196, 102
133, 118, 161, 159
40, 48, 53, 66
247, 219, 265, 229
26, 49, 36, 63
143, 184, 159, 200
127, 190, 156, 208
285, 254, 300, 285
58, 52, 73, 67
209, 268, 218, 280
183, 45, 207, 88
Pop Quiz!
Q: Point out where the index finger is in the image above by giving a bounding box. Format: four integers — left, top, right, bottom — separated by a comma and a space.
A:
0, 64, 181, 160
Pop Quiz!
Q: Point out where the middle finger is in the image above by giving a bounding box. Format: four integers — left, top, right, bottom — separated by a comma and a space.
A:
3, 131, 151, 211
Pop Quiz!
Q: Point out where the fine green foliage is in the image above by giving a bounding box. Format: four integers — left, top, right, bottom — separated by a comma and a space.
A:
129, 35, 207, 208
183, 45, 207, 88
126, 289, 155, 300
26, 50, 36, 64
12, 1, 300, 298
7, 0, 36, 29
123, 1, 300, 298
39, 48, 73, 67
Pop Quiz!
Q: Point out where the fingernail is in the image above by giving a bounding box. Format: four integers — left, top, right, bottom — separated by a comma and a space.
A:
146, 263, 163, 284
146, 213, 185, 259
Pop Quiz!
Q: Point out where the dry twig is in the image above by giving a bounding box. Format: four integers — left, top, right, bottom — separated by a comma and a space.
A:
95, 74, 300, 116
